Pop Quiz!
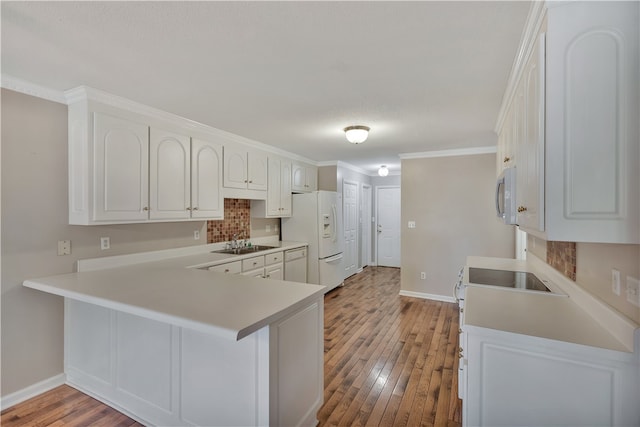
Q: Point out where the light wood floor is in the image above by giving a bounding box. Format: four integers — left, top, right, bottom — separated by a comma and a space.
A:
1, 266, 461, 427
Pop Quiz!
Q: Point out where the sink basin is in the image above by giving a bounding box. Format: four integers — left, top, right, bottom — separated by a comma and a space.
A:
212, 245, 277, 255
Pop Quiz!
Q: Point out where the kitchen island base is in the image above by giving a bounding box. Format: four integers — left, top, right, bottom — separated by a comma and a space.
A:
65, 297, 323, 427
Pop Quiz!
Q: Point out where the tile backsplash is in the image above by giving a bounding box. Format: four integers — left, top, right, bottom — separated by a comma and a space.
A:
207, 199, 251, 243
547, 240, 577, 281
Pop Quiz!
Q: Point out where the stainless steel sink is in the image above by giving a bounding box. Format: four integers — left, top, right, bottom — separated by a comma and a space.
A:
212, 245, 277, 255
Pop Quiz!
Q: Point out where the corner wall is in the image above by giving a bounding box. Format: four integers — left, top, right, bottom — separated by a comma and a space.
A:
400, 154, 515, 299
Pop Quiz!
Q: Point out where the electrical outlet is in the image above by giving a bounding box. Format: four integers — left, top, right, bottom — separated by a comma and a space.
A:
57, 240, 71, 256
626, 276, 640, 307
612, 269, 621, 296
408, 221, 416, 229
194, 230, 200, 240
100, 237, 110, 250
420, 272, 426, 280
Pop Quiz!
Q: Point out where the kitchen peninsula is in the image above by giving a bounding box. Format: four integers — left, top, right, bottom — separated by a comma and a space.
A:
23, 242, 323, 427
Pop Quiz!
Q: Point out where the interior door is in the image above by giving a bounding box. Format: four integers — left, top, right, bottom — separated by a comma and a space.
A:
377, 187, 401, 267
343, 181, 358, 279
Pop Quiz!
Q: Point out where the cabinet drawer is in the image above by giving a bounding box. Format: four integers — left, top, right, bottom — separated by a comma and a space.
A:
242, 256, 265, 272
264, 251, 283, 266
208, 261, 242, 274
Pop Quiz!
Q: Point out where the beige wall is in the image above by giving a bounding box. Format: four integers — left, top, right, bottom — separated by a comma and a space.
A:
317, 165, 337, 191
401, 155, 515, 297
577, 243, 640, 323
1, 89, 208, 396
528, 232, 639, 323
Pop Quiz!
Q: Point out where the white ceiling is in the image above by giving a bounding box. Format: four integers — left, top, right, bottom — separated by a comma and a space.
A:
1, 1, 531, 175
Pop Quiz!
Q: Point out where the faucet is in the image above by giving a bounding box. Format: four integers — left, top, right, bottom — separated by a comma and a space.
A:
230, 231, 245, 249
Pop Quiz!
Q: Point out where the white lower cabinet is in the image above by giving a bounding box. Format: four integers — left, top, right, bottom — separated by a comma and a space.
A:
211, 252, 286, 280
65, 297, 324, 427
208, 260, 242, 274
460, 325, 640, 427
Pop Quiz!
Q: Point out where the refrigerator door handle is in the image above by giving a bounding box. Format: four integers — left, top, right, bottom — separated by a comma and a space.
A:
331, 204, 338, 243
323, 253, 343, 263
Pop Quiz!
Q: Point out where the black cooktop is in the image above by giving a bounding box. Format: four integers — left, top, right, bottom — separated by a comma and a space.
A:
468, 267, 551, 292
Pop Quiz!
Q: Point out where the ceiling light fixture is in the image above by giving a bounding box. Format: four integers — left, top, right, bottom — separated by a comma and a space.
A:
344, 125, 370, 144
378, 165, 389, 177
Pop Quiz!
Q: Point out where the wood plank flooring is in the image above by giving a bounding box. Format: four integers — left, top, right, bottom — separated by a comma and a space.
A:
1, 266, 461, 427
318, 267, 461, 427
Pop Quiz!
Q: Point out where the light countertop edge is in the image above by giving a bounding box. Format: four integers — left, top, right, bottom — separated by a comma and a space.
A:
23, 241, 322, 341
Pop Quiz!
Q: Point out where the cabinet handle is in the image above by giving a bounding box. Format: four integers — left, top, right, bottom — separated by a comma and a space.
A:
266, 274, 270, 278
143, 207, 149, 211
249, 180, 253, 183
186, 207, 191, 211
517, 206, 528, 212
224, 269, 230, 273
503, 156, 511, 163
193, 207, 199, 211
253, 262, 258, 266
244, 180, 248, 183
458, 328, 463, 334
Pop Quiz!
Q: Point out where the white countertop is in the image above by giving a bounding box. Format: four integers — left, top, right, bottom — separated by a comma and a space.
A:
463, 255, 639, 353
23, 241, 322, 341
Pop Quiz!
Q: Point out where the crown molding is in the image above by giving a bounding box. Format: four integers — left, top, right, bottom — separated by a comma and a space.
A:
494, 0, 547, 133
64, 85, 319, 163
399, 146, 496, 160
1, 74, 66, 104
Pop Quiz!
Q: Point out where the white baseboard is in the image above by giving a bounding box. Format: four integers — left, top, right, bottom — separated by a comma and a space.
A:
399, 290, 456, 303
1, 373, 66, 410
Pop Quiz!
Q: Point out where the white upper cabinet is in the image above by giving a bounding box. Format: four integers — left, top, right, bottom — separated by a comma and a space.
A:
292, 162, 318, 193
224, 146, 268, 191
191, 139, 223, 219
497, 1, 638, 243
92, 113, 149, 222
67, 88, 225, 224
515, 31, 545, 233
252, 156, 292, 218
149, 129, 191, 220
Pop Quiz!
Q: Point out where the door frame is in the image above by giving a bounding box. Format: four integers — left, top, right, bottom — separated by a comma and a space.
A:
361, 184, 372, 268
375, 185, 401, 267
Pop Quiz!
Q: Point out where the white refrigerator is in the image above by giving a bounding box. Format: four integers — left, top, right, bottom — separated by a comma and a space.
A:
282, 191, 344, 292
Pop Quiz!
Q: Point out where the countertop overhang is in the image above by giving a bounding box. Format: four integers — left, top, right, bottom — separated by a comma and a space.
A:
23, 241, 323, 341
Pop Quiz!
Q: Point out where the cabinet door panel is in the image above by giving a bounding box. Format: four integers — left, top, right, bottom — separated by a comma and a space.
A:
150, 129, 190, 220
247, 151, 268, 190
266, 157, 282, 216
280, 161, 292, 216
192, 139, 223, 219
224, 147, 248, 189
94, 113, 149, 221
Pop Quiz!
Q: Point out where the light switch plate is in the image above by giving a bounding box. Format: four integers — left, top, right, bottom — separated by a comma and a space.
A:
408, 221, 416, 229
612, 269, 621, 296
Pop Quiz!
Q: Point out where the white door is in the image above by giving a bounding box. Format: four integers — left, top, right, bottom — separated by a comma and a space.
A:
149, 129, 191, 220
191, 139, 223, 219
361, 184, 372, 267
343, 181, 358, 279
223, 147, 248, 189
376, 187, 401, 267
93, 113, 149, 221
247, 150, 268, 190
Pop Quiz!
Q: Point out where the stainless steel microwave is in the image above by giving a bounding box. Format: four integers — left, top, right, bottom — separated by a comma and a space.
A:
495, 167, 517, 224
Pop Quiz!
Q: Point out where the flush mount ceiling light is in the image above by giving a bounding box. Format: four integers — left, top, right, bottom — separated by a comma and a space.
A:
378, 165, 389, 177
344, 125, 370, 144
